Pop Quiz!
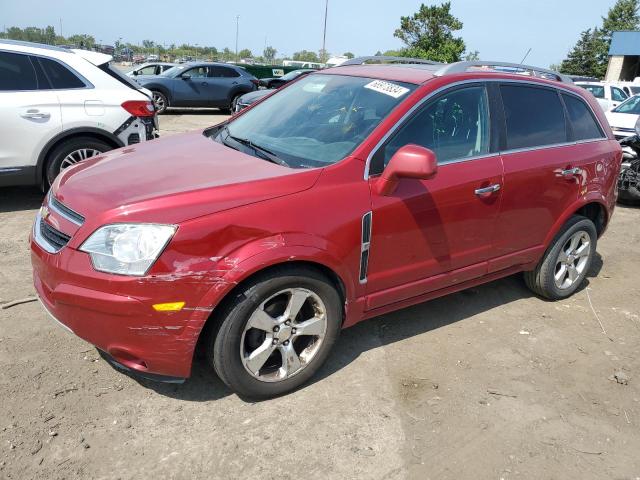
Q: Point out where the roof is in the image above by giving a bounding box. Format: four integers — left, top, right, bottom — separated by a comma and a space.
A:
0, 38, 70, 53
323, 64, 439, 84
609, 31, 640, 56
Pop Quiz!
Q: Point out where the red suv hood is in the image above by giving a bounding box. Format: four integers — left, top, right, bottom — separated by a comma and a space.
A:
54, 130, 322, 226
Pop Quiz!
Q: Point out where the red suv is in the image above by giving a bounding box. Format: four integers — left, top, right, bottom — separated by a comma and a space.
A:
31, 59, 621, 398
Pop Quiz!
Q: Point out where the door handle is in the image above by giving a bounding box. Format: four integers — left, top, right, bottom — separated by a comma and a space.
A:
560, 167, 581, 177
474, 184, 501, 195
22, 110, 50, 120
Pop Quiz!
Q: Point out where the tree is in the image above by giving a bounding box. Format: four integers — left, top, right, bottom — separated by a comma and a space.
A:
293, 50, 320, 62
238, 48, 252, 59
343, 52, 354, 59
464, 50, 480, 61
560, 28, 600, 77
393, 2, 465, 63
263, 46, 277, 63
142, 39, 155, 49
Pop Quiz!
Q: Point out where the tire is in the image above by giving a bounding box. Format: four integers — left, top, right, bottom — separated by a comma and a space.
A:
151, 90, 168, 114
207, 266, 342, 399
45, 136, 111, 187
524, 215, 597, 300
230, 94, 242, 112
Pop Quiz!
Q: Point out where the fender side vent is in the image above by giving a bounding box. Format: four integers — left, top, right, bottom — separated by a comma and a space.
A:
359, 212, 372, 283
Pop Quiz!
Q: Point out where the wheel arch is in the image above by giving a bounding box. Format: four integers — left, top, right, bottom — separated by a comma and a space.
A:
36, 128, 124, 187
543, 195, 610, 247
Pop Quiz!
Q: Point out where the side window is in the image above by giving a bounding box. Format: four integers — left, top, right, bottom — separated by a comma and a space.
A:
583, 85, 605, 99
184, 67, 208, 78
611, 87, 628, 102
209, 66, 240, 78
562, 94, 605, 141
500, 85, 567, 150
137, 65, 157, 75
372, 85, 490, 172
37, 57, 86, 89
0, 51, 38, 91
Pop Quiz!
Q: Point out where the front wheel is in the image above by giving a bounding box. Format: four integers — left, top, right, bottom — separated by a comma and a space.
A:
207, 266, 342, 399
151, 91, 168, 114
524, 215, 597, 300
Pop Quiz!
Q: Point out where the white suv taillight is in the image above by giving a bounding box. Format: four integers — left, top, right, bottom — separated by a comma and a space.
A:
121, 100, 155, 117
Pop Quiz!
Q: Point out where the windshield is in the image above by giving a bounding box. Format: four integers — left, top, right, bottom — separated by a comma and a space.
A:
223, 74, 416, 168
578, 84, 605, 99
613, 95, 640, 114
161, 65, 186, 77
629, 86, 640, 96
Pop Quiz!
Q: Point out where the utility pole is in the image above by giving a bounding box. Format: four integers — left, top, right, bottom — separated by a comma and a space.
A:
235, 15, 240, 62
59, 18, 63, 39
321, 0, 328, 63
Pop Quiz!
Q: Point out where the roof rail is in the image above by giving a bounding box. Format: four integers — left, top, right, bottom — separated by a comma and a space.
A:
340, 55, 443, 66
435, 61, 573, 83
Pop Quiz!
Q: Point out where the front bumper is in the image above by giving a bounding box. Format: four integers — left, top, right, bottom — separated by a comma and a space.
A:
31, 233, 210, 380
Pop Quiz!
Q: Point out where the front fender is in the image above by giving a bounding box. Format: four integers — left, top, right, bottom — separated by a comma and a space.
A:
196, 234, 356, 313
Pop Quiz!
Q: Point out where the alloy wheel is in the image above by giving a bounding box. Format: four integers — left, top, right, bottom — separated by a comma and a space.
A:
554, 231, 591, 289
59, 148, 103, 171
240, 288, 328, 383
152, 92, 166, 112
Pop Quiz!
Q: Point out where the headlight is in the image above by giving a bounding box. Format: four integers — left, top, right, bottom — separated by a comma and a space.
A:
80, 224, 176, 276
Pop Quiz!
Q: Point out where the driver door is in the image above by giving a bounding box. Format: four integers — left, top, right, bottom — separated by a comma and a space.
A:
364, 84, 504, 310
172, 66, 211, 106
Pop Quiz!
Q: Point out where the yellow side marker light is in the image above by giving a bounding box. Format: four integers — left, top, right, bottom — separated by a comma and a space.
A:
152, 301, 186, 312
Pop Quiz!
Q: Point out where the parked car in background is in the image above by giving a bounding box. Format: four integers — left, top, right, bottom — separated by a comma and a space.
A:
259, 69, 315, 89
136, 62, 259, 113
127, 62, 177, 78
576, 81, 628, 111
605, 94, 640, 140
234, 89, 272, 112
32, 58, 620, 399
0, 39, 157, 188
610, 81, 640, 97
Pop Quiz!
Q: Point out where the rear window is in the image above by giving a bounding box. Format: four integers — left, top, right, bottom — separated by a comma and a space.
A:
501, 85, 567, 150
580, 84, 605, 99
0, 51, 38, 90
210, 66, 240, 78
99, 63, 141, 91
37, 57, 86, 89
562, 94, 604, 141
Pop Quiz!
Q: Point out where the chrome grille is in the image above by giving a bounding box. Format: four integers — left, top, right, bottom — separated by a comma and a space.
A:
49, 193, 85, 225
40, 220, 70, 251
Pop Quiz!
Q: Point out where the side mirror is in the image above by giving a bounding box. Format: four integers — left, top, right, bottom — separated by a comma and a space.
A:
375, 144, 438, 196
133, 70, 139, 76
181, 74, 191, 81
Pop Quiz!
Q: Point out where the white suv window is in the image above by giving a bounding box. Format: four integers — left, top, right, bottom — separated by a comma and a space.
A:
37, 57, 86, 89
0, 51, 38, 91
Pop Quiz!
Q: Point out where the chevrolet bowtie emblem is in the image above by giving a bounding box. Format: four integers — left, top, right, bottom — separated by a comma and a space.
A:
40, 206, 50, 220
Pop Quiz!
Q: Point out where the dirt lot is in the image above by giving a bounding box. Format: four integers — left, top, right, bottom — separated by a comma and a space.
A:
1, 113, 640, 479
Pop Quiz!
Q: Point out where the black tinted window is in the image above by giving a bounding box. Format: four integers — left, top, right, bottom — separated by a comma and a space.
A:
0, 51, 38, 90
372, 86, 490, 172
37, 57, 85, 89
501, 85, 567, 150
209, 66, 240, 78
562, 94, 604, 140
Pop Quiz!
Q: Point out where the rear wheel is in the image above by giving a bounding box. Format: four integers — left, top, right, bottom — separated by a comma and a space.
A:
151, 91, 168, 114
45, 137, 111, 187
207, 266, 342, 399
524, 215, 597, 300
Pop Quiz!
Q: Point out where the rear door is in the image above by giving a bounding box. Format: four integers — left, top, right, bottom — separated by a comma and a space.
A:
490, 83, 581, 272
206, 66, 242, 107
0, 50, 62, 175
365, 83, 504, 309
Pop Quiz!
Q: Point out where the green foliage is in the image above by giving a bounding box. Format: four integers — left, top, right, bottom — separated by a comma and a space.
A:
561, 0, 640, 78
292, 50, 320, 63
343, 52, 355, 59
238, 48, 252, 59
560, 29, 601, 77
263, 46, 277, 62
393, 2, 466, 63
464, 50, 480, 61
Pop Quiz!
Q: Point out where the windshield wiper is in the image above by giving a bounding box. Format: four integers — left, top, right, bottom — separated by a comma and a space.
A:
221, 126, 289, 167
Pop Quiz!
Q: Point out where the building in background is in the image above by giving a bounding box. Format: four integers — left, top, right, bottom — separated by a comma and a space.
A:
606, 31, 640, 82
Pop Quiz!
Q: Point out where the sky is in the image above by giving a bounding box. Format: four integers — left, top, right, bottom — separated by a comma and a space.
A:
0, 0, 622, 67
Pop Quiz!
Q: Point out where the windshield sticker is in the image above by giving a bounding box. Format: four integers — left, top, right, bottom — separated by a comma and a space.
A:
303, 81, 328, 93
364, 80, 410, 98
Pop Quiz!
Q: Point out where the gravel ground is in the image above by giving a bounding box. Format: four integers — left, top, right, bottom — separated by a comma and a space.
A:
1, 115, 639, 479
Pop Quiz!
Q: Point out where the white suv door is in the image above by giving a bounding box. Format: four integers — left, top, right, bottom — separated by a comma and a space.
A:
0, 51, 62, 176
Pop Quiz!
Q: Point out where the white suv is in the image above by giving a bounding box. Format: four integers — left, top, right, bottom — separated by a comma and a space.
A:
575, 81, 629, 111
0, 40, 158, 188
